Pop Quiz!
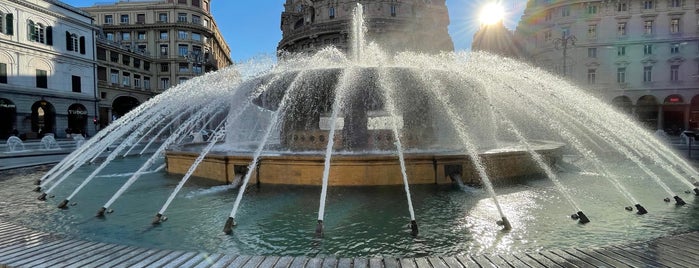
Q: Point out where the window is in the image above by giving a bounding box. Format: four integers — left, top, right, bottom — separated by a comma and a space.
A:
28, 20, 50, 44
36, 69, 47, 88
192, 0, 201, 8
122, 72, 130, 86
0, 63, 7, 84
110, 51, 119, 63
670, 65, 679, 81
105, 15, 113, 24
66, 32, 79, 52
159, 13, 168, 22
643, 66, 652, 82
644, 44, 653, 55
120, 14, 129, 24
121, 32, 130, 41
588, 48, 597, 58
160, 77, 170, 89
101, 92, 107, 99
643, 1, 654, 9
134, 75, 141, 88
178, 13, 187, 22
644, 21, 653, 35
106, 32, 114, 41
616, 1, 627, 12
178, 77, 188, 84
330, 7, 337, 18
561, 6, 570, 17
136, 14, 145, 24
160, 63, 169, 72
97, 67, 107, 81
545, 10, 551, 21
178, 30, 188, 39
3, 13, 14, 35
670, 0, 681, 8
178, 0, 187, 4
144, 77, 151, 89
671, 43, 680, 54
160, 31, 168, 40
144, 62, 150, 71
110, 70, 119, 84
122, 55, 130, 65
97, 48, 106, 60
137, 44, 147, 54
71, 75, 81, 92
617, 68, 626, 84
192, 32, 201, 41
179, 63, 189, 72
587, 69, 596, 84
617, 46, 626, 56
178, 44, 188, 56
137, 31, 146, 40
587, 4, 598, 15
587, 25, 597, 39
670, 19, 680, 33
544, 30, 552, 42
160, 44, 168, 57
617, 23, 627, 36
192, 15, 201, 24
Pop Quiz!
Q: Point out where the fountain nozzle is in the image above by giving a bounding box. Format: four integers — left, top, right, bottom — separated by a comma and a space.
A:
635, 204, 648, 215
33, 186, 41, 192
57, 199, 69, 209
694, 188, 699, 196
223, 217, 235, 234
34, 179, 41, 186
315, 220, 324, 238
673, 196, 686, 206
37, 193, 47, 201
410, 220, 419, 236
576, 211, 590, 224
96, 207, 106, 217
496, 217, 512, 230
152, 213, 163, 225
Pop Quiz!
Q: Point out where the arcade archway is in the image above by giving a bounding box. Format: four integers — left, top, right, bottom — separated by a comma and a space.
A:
67, 103, 88, 135
0, 98, 16, 139
31, 100, 56, 136
112, 96, 141, 119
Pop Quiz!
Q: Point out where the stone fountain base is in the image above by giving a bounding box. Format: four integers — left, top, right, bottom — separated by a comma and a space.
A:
165, 142, 564, 186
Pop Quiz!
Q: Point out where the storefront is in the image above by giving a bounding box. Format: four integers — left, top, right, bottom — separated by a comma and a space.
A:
0, 98, 16, 139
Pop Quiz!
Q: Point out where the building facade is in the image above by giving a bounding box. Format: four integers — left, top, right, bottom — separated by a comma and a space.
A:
0, 0, 98, 140
79, 0, 232, 125
278, 0, 454, 55
515, 0, 699, 133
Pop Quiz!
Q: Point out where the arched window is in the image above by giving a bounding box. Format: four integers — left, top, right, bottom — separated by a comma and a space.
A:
66, 32, 79, 52
27, 20, 51, 45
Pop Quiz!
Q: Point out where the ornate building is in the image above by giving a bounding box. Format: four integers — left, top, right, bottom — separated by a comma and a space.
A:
472, 21, 522, 58
278, 0, 454, 55
0, 0, 98, 139
80, 0, 232, 124
515, 0, 699, 133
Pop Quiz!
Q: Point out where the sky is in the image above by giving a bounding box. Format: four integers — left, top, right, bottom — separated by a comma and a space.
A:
62, 0, 526, 63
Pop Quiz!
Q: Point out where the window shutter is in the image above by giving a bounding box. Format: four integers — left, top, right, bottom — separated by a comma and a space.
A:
79, 36, 86, 54
66, 31, 73, 51
5, 14, 12, 35
27, 21, 35, 41
46, 26, 53, 45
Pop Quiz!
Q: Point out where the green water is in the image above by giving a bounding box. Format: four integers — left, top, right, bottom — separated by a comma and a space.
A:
0, 156, 697, 258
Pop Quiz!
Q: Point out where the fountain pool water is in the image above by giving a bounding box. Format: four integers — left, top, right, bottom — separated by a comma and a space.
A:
9, 3, 699, 258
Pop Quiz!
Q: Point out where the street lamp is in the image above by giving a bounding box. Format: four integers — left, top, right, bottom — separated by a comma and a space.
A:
185, 50, 205, 75
554, 33, 576, 77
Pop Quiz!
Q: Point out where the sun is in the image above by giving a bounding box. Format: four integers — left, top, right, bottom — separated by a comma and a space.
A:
478, 2, 506, 25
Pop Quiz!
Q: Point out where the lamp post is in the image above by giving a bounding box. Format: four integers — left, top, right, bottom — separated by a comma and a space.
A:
185, 50, 205, 75
554, 33, 576, 77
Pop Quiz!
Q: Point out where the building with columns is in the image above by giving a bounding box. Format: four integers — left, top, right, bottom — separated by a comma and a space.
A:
0, 0, 98, 139
278, 0, 454, 55
515, 0, 699, 133
79, 0, 232, 125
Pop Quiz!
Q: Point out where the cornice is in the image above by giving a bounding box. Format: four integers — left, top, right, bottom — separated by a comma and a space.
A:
7, 0, 98, 30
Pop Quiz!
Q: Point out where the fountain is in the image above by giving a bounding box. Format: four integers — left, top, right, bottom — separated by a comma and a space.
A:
5, 136, 25, 152
2, 3, 698, 258
40, 134, 61, 150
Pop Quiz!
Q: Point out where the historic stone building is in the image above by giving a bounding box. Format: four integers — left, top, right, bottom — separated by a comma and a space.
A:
515, 0, 699, 133
80, 0, 232, 124
278, 0, 454, 55
472, 21, 522, 58
0, 0, 98, 139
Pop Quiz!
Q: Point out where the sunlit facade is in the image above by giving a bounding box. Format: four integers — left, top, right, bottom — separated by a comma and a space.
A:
278, 0, 454, 55
516, 0, 699, 132
0, 0, 98, 139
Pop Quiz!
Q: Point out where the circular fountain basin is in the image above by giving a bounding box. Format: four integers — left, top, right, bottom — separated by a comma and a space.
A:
165, 141, 564, 186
